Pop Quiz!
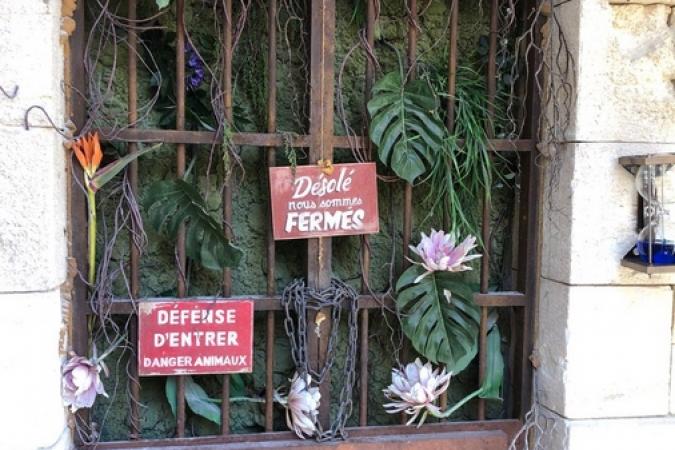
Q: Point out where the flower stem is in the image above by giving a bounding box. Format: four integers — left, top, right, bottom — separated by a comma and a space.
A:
434, 388, 484, 419
87, 185, 97, 286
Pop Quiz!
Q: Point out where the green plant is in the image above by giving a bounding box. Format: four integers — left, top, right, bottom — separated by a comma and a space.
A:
395, 264, 479, 374
367, 71, 445, 184
165, 375, 249, 425
144, 179, 243, 271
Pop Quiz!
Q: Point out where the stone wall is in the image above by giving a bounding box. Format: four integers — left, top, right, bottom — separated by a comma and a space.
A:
0, 1, 70, 449
538, 1, 675, 449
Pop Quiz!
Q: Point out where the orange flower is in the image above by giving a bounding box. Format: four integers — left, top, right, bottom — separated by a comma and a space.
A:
72, 132, 103, 178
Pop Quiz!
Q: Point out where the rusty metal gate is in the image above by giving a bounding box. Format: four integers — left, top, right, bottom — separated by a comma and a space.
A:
68, 0, 543, 448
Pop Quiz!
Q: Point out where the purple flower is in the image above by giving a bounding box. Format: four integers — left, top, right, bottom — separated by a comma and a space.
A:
383, 358, 451, 426
284, 373, 321, 439
185, 44, 205, 90
409, 229, 481, 283
62, 355, 107, 412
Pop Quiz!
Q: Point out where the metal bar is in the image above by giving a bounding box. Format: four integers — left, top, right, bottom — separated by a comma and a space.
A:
519, 1, 545, 419
477, 0, 499, 421
103, 294, 392, 315
474, 292, 527, 307
440, 0, 459, 411
264, 0, 278, 432
97, 128, 535, 152
127, 0, 141, 438
402, 0, 417, 266
69, 1, 90, 443
307, 0, 336, 428
175, 0, 187, 437
84, 419, 523, 449
221, 0, 235, 435
358, 0, 377, 427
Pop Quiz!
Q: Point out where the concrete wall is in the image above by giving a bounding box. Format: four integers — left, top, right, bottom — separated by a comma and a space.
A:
537, 1, 675, 449
0, 1, 70, 449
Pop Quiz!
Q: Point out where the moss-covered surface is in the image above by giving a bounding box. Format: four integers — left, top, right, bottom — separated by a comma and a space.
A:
89, 0, 515, 440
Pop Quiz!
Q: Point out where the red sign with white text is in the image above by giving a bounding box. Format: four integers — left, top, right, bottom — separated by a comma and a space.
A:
269, 162, 379, 240
138, 300, 253, 376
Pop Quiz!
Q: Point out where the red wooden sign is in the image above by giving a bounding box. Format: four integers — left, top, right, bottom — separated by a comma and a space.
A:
138, 300, 254, 376
269, 162, 379, 240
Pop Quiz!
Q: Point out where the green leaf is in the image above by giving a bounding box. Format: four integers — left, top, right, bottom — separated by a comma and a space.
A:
367, 71, 444, 184
395, 266, 480, 374
155, 0, 171, 8
480, 326, 504, 400
144, 179, 244, 271
89, 143, 162, 191
185, 376, 221, 424
165, 377, 177, 417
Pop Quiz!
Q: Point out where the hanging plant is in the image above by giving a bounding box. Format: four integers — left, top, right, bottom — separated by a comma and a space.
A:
144, 179, 243, 271
367, 71, 445, 184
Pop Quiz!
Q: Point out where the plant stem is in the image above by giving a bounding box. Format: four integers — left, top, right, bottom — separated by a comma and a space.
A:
434, 388, 484, 419
87, 185, 97, 286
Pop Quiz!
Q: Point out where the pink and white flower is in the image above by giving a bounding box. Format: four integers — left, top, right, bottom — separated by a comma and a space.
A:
383, 358, 451, 426
409, 229, 481, 282
62, 355, 108, 412
284, 373, 321, 439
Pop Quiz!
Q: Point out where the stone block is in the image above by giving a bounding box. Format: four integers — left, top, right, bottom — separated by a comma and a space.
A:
0, 289, 69, 450
537, 280, 672, 418
0, 8, 64, 129
562, 416, 675, 450
572, 1, 675, 142
0, 126, 67, 292
542, 142, 675, 286
671, 345, 675, 414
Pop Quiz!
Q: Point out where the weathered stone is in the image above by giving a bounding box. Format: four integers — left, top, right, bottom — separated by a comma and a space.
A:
538, 279, 672, 418
0, 126, 67, 292
571, 1, 675, 142
561, 416, 675, 450
0, 289, 69, 450
0, 9, 64, 129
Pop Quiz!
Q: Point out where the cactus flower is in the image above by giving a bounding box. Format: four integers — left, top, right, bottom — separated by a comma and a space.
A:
409, 229, 481, 283
383, 358, 451, 426
62, 355, 108, 412
284, 373, 321, 439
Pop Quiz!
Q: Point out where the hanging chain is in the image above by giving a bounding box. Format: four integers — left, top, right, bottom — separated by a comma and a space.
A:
281, 277, 359, 441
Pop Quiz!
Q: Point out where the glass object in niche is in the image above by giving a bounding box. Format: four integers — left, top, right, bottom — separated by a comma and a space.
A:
635, 164, 675, 264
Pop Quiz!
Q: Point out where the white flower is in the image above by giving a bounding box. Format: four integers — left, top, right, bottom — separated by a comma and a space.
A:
285, 373, 321, 439
409, 229, 481, 283
383, 358, 451, 426
62, 355, 108, 412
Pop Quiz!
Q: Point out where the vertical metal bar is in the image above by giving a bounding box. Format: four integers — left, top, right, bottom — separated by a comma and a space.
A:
400, 0, 418, 425
265, 0, 278, 432
519, 3, 544, 418
477, 0, 499, 421
175, 0, 187, 437
439, 0, 459, 412
221, 0, 234, 435
358, 0, 376, 427
69, 2, 90, 443
307, 0, 335, 428
402, 0, 417, 265
127, 0, 141, 439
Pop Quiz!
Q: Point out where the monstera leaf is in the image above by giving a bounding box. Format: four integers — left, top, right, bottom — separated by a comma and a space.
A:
144, 179, 243, 271
395, 265, 480, 374
367, 71, 445, 184
480, 326, 504, 400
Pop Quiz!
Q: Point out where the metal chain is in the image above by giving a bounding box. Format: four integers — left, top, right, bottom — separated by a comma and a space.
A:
281, 278, 359, 441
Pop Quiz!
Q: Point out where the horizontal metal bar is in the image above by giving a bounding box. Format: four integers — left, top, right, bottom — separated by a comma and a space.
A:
474, 291, 527, 307
101, 294, 393, 315
97, 128, 534, 152
81, 419, 521, 449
